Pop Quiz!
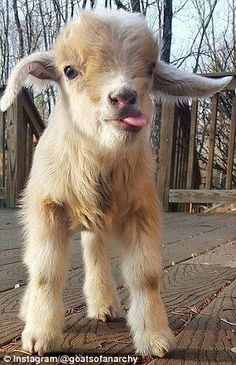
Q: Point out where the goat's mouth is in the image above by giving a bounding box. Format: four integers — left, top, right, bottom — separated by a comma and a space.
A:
106, 112, 150, 133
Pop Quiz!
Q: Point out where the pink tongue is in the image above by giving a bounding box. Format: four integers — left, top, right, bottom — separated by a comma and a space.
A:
123, 113, 149, 128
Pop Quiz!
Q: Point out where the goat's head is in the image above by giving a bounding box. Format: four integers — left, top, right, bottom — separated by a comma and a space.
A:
0, 10, 232, 151
53, 12, 159, 148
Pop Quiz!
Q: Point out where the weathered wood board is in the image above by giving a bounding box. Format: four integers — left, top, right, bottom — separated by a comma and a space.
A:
162, 225, 236, 267
189, 241, 236, 267
226, 94, 236, 190
1, 209, 236, 365
169, 189, 236, 204
0, 264, 235, 354
151, 280, 236, 365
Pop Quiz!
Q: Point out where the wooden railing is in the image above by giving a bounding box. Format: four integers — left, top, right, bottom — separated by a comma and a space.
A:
157, 72, 236, 211
0, 87, 45, 207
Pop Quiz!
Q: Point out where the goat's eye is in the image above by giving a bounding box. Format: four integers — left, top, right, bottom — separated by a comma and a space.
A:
147, 63, 156, 76
64, 66, 79, 80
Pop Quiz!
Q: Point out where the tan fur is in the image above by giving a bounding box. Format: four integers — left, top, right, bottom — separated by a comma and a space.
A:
16, 12, 175, 355
16, 13, 174, 355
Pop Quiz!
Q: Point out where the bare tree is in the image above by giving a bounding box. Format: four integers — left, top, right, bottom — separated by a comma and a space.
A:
162, 0, 172, 63
13, 0, 25, 58
130, 0, 141, 12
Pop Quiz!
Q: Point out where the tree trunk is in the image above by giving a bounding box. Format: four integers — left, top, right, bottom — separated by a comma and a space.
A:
162, 0, 173, 63
13, 0, 25, 58
130, 0, 141, 13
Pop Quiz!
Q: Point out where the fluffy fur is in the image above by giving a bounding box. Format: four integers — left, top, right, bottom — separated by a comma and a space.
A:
0, 9, 232, 357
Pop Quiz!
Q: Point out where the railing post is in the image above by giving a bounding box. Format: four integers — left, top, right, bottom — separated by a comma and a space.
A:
6, 92, 27, 207
157, 102, 176, 211
0, 106, 4, 188
186, 100, 198, 189
205, 93, 218, 189
226, 94, 236, 190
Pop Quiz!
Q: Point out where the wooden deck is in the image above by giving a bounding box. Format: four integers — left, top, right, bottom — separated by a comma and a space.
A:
0, 209, 236, 364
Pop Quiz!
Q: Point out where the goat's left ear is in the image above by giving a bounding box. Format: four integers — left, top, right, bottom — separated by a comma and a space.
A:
152, 61, 232, 100
0, 51, 60, 112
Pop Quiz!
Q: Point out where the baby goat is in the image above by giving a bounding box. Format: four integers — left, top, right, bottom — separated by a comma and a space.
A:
0, 10, 231, 357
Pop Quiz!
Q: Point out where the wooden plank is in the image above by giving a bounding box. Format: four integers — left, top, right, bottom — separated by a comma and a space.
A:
189, 241, 236, 267
162, 225, 236, 267
226, 94, 236, 190
163, 214, 236, 246
2, 114, 6, 191
153, 280, 236, 364
0, 262, 27, 293
17, 100, 27, 198
0, 188, 5, 200
157, 103, 176, 211
0, 110, 4, 187
0, 247, 23, 267
169, 189, 236, 203
26, 125, 33, 177
0, 104, 6, 206
200, 71, 236, 77
6, 93, 27, 207
186, 101, 198, 189
0, 264, 235, 353
22, 91, 45, 138
173, 116, 181, 189
206, 94, 218, 190
164, 210, 236, 227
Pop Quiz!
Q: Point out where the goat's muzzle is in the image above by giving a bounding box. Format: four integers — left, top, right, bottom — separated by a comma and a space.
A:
105, 87, 149, 133
108, 89, 137, 107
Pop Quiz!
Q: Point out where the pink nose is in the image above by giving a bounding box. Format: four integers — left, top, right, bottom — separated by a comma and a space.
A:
109, 90, 137, 107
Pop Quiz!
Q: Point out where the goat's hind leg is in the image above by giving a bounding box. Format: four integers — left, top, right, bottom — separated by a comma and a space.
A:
81, 231, 120, 322
20, 200, 71, 355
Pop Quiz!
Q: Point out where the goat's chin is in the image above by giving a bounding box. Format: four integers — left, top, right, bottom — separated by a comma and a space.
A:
98, 122, 142, 152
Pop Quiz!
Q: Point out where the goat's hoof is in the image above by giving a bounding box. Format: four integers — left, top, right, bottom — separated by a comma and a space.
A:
88, 303, 119, 322
135, 328, 175, 358
21, 327, 63, 355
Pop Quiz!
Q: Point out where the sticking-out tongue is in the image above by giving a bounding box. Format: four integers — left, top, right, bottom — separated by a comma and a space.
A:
122, 113, 150, 128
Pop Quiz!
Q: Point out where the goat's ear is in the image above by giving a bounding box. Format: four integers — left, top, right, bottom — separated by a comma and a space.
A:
152, 61, 232, 101
0, 51, 60, 112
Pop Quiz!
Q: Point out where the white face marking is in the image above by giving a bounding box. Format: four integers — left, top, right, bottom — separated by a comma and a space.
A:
100, 73, 134, 117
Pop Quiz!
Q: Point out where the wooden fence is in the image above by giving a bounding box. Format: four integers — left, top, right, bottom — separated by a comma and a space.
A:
0, 88, 45, 207
157, 72, 236, 211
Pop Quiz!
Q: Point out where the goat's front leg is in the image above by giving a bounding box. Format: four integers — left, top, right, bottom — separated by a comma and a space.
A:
81, 231, 120, 321
20, 201, 71, 355
121, 210, 175, 357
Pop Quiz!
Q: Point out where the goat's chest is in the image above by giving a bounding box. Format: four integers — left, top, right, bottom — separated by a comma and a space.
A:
70, 163, 131, 231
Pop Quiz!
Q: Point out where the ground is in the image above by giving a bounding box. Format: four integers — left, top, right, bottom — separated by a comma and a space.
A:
0, 209, 236, 364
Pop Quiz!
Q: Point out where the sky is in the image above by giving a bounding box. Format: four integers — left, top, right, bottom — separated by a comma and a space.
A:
145, 0, 232, 70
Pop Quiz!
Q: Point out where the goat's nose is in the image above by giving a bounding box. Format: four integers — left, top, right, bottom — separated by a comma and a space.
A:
109, 89, 137, 107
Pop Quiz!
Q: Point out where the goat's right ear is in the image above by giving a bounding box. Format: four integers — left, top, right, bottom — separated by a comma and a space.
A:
0, 51, 60, 112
